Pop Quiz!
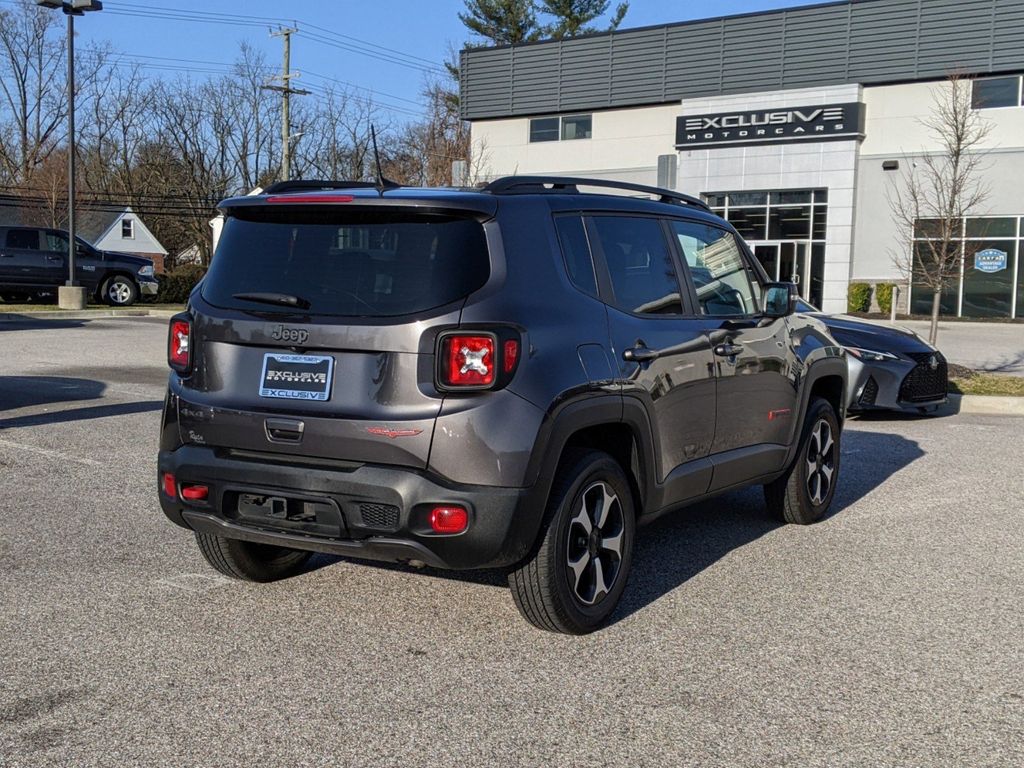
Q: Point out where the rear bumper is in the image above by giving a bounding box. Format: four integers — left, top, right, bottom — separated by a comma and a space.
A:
157, 445, 544, 570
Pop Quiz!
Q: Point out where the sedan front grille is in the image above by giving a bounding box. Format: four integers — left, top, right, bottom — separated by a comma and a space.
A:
899, 352, 948, 403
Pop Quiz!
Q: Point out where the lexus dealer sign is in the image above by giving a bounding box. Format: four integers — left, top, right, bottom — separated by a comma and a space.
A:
675, 102, 866, 149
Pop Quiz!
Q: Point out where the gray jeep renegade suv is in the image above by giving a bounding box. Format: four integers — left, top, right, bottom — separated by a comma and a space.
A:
158, 176, 846, 634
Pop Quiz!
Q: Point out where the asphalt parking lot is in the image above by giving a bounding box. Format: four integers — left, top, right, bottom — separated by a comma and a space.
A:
1, 318, 1022, 767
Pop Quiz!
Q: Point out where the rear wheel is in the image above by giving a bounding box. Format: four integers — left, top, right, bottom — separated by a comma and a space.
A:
102, 275, 138, 306
764, 397, 841, 524
194, 532, 312, 582
508, 449, 635, 634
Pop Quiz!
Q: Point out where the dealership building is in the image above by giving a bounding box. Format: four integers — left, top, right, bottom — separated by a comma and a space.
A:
460, 0, 1024, 317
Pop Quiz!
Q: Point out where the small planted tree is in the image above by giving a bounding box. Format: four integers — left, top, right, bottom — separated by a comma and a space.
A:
887, 74, 991, 345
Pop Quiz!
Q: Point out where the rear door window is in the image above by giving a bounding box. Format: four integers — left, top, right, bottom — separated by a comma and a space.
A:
589, 215, 684, 315
6, 229, 40, 250
202, 210, 490, 317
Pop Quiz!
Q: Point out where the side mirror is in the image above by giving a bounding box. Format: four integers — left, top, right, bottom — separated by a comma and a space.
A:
762, 282, 798, 318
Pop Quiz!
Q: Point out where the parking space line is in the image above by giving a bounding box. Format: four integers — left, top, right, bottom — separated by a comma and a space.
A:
0, 437, 103, 467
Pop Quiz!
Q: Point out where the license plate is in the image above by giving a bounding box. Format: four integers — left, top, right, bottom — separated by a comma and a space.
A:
259, 353, 334, 401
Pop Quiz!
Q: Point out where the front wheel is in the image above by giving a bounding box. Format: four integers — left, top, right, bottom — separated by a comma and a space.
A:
508, 449, 636, 634
764, 397, 841, 524
194, 532, 312, 582
102, 275, 138, 306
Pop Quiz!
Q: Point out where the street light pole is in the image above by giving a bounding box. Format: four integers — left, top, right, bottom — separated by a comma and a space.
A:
36, 0, 102, 310
67, 10, 75, 290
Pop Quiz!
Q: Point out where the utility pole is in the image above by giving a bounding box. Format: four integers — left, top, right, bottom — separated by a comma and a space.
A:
263, 27, 309, 182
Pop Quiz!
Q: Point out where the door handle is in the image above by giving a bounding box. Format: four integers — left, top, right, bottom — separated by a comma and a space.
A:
623, 346, 659, 363
713, 343, 744, 357
265, 418, 304, 443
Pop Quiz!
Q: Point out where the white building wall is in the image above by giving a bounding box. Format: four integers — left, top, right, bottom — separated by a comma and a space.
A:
676, 85, 863, 314
471, 103, 678, 184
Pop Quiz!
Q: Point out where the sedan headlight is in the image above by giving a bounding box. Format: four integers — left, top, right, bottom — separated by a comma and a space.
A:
845, 347, 899, 362
138, 265, 155, 278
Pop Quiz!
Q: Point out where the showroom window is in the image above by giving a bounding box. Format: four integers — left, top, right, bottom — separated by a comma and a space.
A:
971, 75, 1023, 109
528, 114, 592, 143
912, 216, 1023, 318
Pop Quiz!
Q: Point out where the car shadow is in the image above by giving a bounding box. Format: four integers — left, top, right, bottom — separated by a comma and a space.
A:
0, 376, 161, 428
307, 428, 927, 626
0, 316, 86, 331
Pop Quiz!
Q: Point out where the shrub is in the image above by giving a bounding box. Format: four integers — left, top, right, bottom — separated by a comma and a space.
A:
156, 264, 207, 304
875, 282, 895, 315
847, 282, 872, 313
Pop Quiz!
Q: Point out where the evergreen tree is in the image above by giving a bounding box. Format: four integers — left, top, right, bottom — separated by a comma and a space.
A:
458, 0, 541, 46
538, 0, 629, 39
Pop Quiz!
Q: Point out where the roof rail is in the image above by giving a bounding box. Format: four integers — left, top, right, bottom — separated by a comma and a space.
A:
482, 175, 711, 212
261, 180, 382, 195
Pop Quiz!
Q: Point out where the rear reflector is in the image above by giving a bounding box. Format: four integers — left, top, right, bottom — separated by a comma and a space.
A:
266, 194, 354, 204
429, 506, 469, 534
503, 339, 519, 374
161, 472, 177, 498
181, 484, 209, 502
442, 335, 495, 387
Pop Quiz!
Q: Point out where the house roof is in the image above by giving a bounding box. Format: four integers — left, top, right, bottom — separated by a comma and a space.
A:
0, 198, 128, 242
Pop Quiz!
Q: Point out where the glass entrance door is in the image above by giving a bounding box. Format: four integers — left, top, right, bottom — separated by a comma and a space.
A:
753, 241, 816, 303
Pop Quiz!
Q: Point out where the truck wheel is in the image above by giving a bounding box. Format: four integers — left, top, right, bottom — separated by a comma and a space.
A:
764, 396, 841, 524
103, 275, 138, 306
508, 449, 635, 634
194, 532, 311, 582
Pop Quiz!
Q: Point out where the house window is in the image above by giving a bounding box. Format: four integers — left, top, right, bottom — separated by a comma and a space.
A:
121, 218, 134, 239
971, 76, 1023, 109
528, 114, 593, 143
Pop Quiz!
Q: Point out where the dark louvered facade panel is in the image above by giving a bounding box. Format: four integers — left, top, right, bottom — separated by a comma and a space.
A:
461, 0, 1024, 120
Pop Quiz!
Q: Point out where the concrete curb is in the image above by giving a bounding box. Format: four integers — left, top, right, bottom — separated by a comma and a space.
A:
0, 308, 180, 322
949, 394, 1024, 416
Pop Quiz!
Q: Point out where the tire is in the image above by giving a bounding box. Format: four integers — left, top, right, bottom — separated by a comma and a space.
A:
194, 532, 312, 582
508, 449, 636, 634
102, 275, 138, 306
764, 396, 841, 525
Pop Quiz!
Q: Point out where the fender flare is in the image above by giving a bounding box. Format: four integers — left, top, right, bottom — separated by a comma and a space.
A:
784, 353, 848, 468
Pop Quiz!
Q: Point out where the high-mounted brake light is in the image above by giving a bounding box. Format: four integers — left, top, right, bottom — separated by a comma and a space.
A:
168, 317, 191, 372
442, 334, 496, 388
265, 194, 355, 204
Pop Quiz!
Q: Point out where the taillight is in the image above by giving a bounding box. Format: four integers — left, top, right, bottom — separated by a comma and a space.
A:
161, 472, 177, 498
437, 331, 520, 390
168, 316, 191, 373
441, 334, 496, 388
429, 506, 469, 534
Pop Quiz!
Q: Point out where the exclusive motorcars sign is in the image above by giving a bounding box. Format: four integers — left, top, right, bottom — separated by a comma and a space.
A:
676, 103, 866, 149
974, 248, 1008, 273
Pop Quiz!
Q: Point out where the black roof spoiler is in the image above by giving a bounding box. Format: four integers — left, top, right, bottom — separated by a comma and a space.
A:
261, 180, 384, 195
482, 176, 711, 213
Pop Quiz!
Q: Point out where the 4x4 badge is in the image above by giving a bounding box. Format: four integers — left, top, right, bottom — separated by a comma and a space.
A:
271, 325, 309, 344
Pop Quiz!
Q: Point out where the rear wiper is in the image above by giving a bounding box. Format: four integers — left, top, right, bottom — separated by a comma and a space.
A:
232, 292, 311, 310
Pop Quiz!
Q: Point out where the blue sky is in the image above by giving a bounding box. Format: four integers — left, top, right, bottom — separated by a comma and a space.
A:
70, 0, 830, 124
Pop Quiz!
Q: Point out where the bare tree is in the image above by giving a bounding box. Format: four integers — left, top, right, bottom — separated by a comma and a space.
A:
888, 74, 992, 344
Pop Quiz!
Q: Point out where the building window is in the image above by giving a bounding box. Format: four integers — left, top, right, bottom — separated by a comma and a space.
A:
971, 75, 1023, 109
561, 114, 592, 140
121, 218, 135, 239
703, 189, 828, 308
911, 216, 1023, 319
528, 114, 592, 143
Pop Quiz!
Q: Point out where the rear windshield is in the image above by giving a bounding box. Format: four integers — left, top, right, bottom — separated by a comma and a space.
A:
202, 209, 490, 317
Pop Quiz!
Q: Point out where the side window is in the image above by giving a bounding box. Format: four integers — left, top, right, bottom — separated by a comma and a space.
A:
45, 232, 68, 252
6, 229, 40, 250
671, 221, 761, 317
591, 216, 684, 315
554, 215, 598, 297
